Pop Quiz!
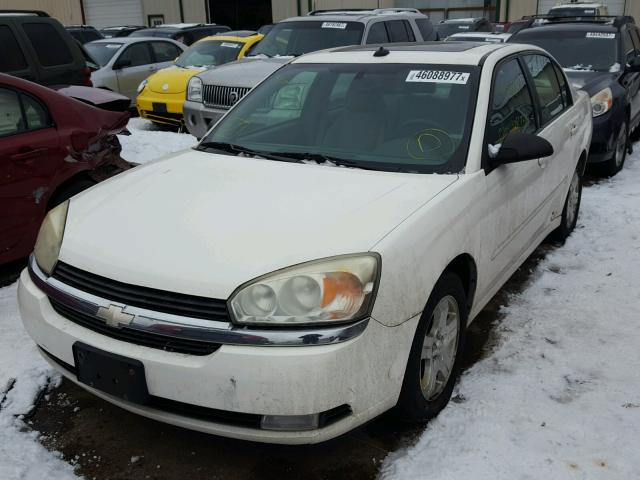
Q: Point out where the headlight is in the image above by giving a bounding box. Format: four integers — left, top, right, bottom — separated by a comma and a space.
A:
591, 87, 613, 117
229, 254, 380, 326
137, 79, 148, 94
187, 76, 203, 102
33, 200, 69, 276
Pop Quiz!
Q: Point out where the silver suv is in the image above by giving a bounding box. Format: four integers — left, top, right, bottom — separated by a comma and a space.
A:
183, 8, 437, 138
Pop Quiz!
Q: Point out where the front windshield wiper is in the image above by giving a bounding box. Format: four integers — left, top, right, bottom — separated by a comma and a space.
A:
196, 141, 303, 163
274, 151, 398, 171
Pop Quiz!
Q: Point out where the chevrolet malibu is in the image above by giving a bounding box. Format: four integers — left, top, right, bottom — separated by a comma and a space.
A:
19, 43, 591, 444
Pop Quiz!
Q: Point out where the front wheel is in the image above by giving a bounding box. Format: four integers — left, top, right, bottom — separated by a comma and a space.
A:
396, 272, 467, 422
602, 120, 628, 177
551, 166, 582, 242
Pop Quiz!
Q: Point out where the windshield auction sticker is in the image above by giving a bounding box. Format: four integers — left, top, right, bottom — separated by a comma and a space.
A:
322, 22, 347, 29
406, 70, 470, 84
586, 32, 615, 39
220, 42, 241, 48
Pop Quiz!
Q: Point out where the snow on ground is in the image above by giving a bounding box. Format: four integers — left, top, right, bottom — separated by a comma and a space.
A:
382, 155, 640, 478
0, 117, 639, 479
118, 118, 197, 165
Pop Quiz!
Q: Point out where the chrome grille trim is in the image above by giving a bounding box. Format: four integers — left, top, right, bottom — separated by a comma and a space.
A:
202, 85, 251, 109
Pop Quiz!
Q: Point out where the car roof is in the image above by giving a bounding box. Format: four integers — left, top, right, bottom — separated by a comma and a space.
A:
448, 32, 511, 40
88, 36, 182, 45
294, 42, 516, 65
440, 17, 482, 24
282, 9, 426, 23
195, 33, 261, 44
514, 21, 618, 34
549, 2, 604, 8
100, 25, 144, 30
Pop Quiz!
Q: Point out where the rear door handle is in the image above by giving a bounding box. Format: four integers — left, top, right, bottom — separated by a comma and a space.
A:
11, 147, 48, 162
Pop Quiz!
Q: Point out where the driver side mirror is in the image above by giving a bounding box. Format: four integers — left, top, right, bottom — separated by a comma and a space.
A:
627, 56, 640, 72
489, 132, 554, 166
113, 59, 132, 70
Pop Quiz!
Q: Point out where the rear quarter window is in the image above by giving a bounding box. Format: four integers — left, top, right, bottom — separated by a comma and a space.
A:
23, 23, 73, 66
415, 18, 434, 40
0, 25, 28, 72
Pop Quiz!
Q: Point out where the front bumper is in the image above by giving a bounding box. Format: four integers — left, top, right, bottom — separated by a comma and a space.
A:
18, 265, 417, 444
183, 100, 226, 138
136, 91, 186, 127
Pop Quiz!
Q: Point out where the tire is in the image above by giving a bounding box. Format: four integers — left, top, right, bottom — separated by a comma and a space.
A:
396, 271, 467, 422
48, 179, 95, 210
551, 165, 582, 242
602, 120, 628, 177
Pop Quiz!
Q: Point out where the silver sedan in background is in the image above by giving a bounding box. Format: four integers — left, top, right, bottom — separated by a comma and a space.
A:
86, 37, 186, 102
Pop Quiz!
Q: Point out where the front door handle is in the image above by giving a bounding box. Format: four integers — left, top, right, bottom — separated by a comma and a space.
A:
11, 147, 48, 162
569, 124, 578, 137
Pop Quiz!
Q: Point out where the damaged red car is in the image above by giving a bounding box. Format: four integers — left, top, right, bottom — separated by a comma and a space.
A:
0, 73, 131, 266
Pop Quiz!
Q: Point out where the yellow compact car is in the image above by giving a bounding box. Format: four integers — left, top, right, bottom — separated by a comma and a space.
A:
136, 32, 263, 126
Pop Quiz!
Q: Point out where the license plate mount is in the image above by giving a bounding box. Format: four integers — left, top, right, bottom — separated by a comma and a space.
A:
72, 342, 149, 404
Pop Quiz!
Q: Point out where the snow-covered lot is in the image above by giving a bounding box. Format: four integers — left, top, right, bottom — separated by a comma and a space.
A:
1, 120, 639, 479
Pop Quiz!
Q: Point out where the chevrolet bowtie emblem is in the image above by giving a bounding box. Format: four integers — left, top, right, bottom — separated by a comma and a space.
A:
97, 304, 134, 329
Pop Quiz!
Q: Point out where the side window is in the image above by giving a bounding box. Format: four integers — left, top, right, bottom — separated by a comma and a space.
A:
386, 20, 409, 43
83, 30, 102, 43
117, 43, 152, 67
365, 22, 389, 44
553, 62, 572, 107
0, 88, 24, 137
623, 28, 636, 63
0, 26, 28, 72
522, 54, 565, 125
403, 20, 416, 42
152, 42, 181, 62
487, 59, 536, 146
415, 18, 434, 40
21, 93, 51, 130
23, 23, 73, 66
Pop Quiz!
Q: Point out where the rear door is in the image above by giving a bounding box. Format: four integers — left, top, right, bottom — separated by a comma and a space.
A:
521, 53, 581, 223
113, 41, 155, 99
0, 87, 61, 263
16, 18, 85, 85
0, 23, 36, 82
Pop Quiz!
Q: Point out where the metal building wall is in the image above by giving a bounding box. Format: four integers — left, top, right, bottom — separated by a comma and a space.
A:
0, 0, 83, 24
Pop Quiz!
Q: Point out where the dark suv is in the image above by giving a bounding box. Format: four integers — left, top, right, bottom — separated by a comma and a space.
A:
65, 25, 104, 44
509, 16, 640, 175
129, 23, 231, 45
0, 10, 92, 86
435, 17, 493, 39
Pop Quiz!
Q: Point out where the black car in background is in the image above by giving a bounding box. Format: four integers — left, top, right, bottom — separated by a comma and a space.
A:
0, 10, 92, 86
65, 25, 103, 44
129, 23, 231, 45
435, 17, 493, 39
509, 16, 640, 175
99, 25, 145, 38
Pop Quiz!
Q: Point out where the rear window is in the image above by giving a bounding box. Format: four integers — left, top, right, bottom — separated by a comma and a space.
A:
23, 23, 73, 66
0, 26, 28, 72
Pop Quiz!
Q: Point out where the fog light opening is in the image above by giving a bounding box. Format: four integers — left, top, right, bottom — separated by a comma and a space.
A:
260, 413, 319, 431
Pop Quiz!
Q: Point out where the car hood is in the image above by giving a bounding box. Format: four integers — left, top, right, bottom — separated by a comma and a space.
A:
146, 65, 204, 94
51, 85, 131, 112
564, 70, 617, 96
60, 150, 457, 299
197, 56, 290, 88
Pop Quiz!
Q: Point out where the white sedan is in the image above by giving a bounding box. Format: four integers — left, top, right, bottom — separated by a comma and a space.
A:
19, 42, 591, 444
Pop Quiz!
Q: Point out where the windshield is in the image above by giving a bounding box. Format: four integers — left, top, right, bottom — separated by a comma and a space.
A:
84, 42, 123, 66
549, 7, 599, 16
247, 21, 364, 57
436, 23, 473, 38
512, 30, 618, 72
199, 63, 478, 174
176, 40, 243, 67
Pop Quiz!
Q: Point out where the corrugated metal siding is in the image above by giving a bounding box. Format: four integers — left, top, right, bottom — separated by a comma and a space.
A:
84, 0, 144, 28
0, 0, 83, 25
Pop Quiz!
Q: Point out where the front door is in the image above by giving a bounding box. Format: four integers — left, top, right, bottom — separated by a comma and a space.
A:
114, 42, 156, 100
0, 88, 60, 263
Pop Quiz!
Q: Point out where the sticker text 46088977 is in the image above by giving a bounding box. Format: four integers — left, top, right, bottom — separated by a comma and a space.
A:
406, 70, 470, 84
